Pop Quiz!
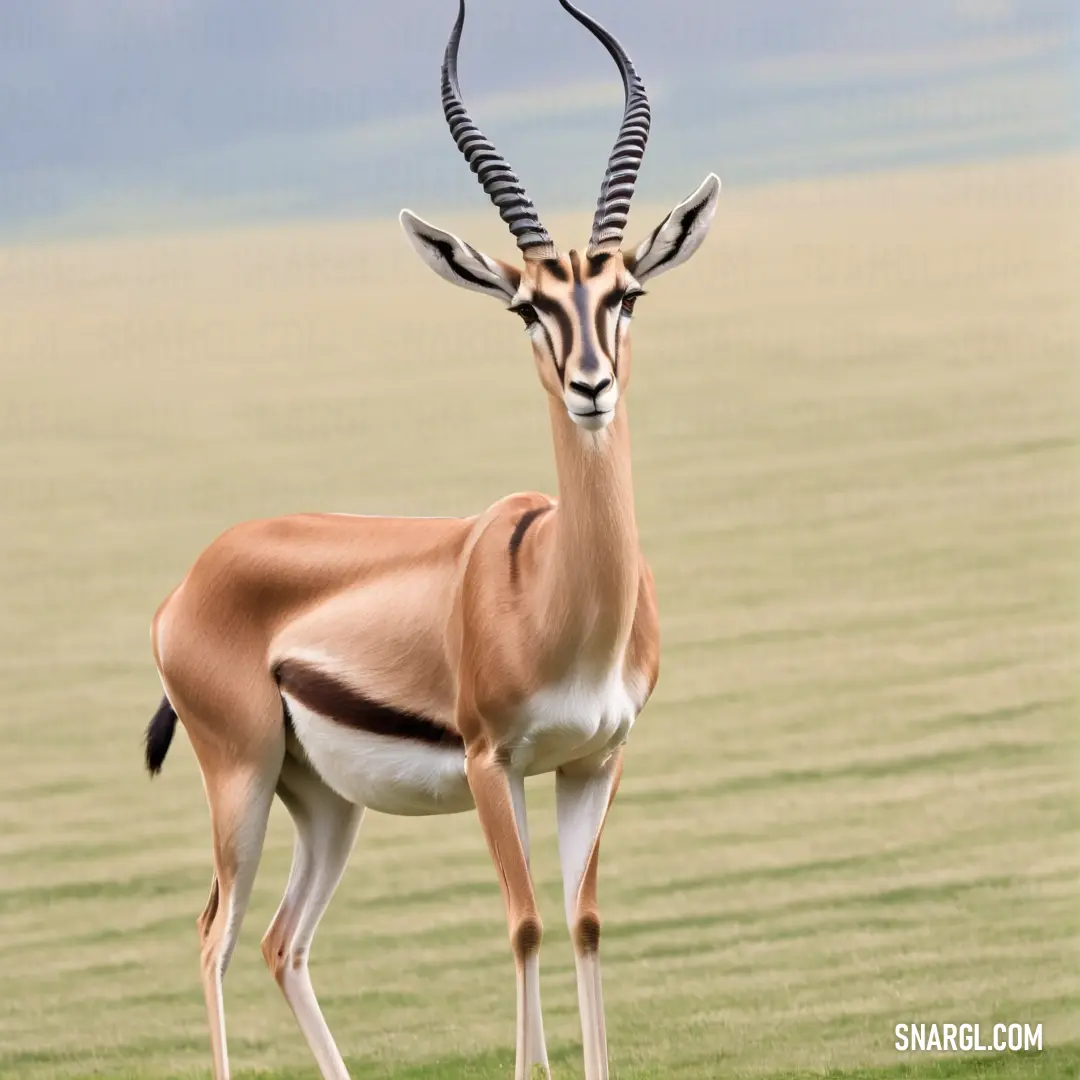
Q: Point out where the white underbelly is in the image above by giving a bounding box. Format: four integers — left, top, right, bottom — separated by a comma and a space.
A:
510, 669, 643, 776
284, 693, 474, 816
283, 668, 646, 814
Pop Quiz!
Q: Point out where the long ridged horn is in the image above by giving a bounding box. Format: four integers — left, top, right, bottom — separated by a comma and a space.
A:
558, 0, 651, 253
441, 0, 555, 258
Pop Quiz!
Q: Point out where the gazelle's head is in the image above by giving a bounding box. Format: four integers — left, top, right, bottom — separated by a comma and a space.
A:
400, 0, 720, 433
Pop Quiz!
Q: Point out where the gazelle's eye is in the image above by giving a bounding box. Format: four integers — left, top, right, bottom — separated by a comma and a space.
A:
512, 302, 539, 327
621, 290, 645, 318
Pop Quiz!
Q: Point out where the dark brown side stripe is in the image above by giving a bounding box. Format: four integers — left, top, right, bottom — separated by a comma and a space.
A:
275, 659, 463, 748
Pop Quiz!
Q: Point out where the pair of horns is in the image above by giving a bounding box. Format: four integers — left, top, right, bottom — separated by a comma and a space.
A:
440, 0, 651, 259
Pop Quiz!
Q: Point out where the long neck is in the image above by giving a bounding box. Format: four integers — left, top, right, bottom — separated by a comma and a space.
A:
537, 396, 641, 675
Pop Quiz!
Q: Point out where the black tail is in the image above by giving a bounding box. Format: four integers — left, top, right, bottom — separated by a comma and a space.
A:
145, 696, 178, 776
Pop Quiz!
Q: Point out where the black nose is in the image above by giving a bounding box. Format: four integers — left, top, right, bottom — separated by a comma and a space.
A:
569, 377, 612, 400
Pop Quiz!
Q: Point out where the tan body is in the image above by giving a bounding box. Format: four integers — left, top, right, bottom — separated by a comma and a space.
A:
153, 390, 660, 1080
144, 3, 720, 1077
155, 402, 660, 804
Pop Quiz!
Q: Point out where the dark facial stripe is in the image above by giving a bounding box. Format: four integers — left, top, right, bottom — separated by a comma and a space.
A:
539, 322, 562, 380
531, 293, 574, 374
569, 249, 582, 284
613, 303, 623, 378
508, 505, 552, 584
275, 659, 463, 747
594, 287, 622, 365
587, 252, 612, 277
542, 258, 569, 282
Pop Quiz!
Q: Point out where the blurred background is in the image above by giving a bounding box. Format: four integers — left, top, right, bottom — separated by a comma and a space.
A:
0, 2, 1076, 1079
3, 0, 1075, 239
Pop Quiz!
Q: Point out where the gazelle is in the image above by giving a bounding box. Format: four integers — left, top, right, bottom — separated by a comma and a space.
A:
144, 1, 719, 1077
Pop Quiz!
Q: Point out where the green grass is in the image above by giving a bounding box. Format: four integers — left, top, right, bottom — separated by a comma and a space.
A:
0, 155, 1076, 1079
2, 1045, 1075, 1079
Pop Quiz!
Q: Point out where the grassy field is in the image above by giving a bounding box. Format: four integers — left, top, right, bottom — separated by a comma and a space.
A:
0, 156, 1076, 1080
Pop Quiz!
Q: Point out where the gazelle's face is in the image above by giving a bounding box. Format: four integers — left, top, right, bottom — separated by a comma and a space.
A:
400, 0, 722, 435
511, 250, 642, 431
399, 173, 721, 433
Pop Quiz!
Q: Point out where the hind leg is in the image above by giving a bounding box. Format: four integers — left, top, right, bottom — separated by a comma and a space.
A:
262, 753, 363, 1080
196, 757, 281, 1080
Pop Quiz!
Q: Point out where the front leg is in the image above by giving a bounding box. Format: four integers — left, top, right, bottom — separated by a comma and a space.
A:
556, 749, 624, 1080
466, 748, 550, 1080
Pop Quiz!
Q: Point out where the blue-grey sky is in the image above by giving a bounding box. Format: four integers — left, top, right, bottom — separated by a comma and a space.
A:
2, 0, 1074, 239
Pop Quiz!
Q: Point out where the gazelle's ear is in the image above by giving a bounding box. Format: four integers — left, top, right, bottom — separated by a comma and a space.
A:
400, 210, 521, 301
624, 174, 721, 283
